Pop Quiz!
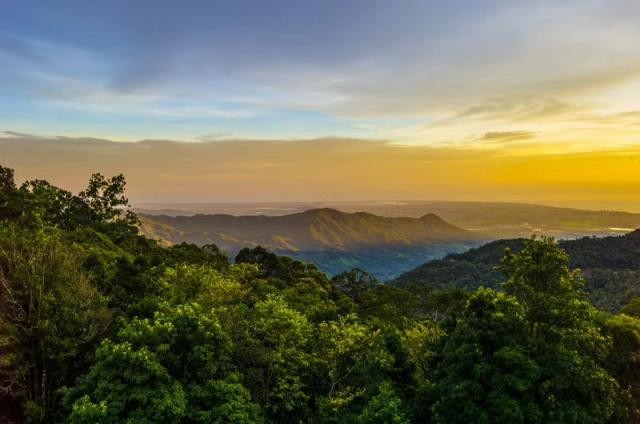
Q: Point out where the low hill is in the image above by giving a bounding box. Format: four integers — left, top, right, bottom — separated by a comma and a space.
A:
140, 208, 482, 279
392, 229, 640, 311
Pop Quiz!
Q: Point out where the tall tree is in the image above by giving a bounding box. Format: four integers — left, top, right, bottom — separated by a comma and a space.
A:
500, 238, 619, 423
79, 173, 138, 226
431, 238, 621, 424
0, 226, 111, 423
431, 288, 540, 423
0, 165, 18, 220
65, 303, 262, 423
600, 313, 640, 423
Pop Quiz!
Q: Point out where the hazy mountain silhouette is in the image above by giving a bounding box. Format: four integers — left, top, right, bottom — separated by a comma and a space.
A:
140, 208, 482, 279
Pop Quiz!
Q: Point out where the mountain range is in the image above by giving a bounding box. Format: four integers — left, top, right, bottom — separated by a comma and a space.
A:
136, 200, 640, 238
139, 202, 640, 280
140, 208, 481, 279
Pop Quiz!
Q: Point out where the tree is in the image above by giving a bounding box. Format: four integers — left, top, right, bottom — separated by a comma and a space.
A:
163, 243, 229, 270
0, 165, 19, 220
66, 341, 187, 424
331, 268, 380, 303
600, 313, 640, 423
162, 264, 249, 308
356, 382, 410, 424
0, 226, 111, 423
19, 180, 77, 228
431, 288, 540, 424
0, 166, 141, 231
188, 373, 263, 424
65, 303, 262, 423
402, 321, 443, 386
235, 247, 280, 278
431, 238, 621, 423
0, 165, 15, 191
235, 246, 329, 289
500, 238, 619, 423
401, 321, 444, 420
621, 296, 640, 318
316, 315, 393, 422
240, 296, 313, 422
79, 173, 139, 226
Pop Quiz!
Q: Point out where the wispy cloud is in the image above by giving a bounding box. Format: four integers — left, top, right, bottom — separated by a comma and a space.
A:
480, 131, 536, 144
455, 98, 580, 123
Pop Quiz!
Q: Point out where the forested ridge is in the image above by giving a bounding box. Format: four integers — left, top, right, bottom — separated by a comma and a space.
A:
393, 232, 640, 312
1, 165, 639, 423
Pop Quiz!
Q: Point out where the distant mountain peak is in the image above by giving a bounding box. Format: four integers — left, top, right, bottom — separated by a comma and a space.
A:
419, 212, 445, 221
140, 208, 478, 252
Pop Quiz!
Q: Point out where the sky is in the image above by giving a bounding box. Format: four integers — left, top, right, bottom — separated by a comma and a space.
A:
1, 0, 640, 209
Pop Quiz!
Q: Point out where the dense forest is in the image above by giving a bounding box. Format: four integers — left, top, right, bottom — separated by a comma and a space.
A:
393, 233, 640, 312
1, 164, 639, 423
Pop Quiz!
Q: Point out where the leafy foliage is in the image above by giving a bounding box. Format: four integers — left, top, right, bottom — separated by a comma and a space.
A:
0, 226, 111, 423
432, 288, 540, 423
64, 303, 261, 423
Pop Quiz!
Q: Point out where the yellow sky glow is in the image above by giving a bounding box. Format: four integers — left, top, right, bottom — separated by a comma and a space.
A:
1, 134, 639, 211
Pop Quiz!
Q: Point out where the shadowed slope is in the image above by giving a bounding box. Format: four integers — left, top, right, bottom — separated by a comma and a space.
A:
140, 208, 482, 279
392, 229, 640, 311
140, 208, 478, 253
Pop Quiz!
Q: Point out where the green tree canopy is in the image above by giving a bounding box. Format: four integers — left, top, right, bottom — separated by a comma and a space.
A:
431, 238, 621, 424
64, 303, 262, 423
0, 225, 111, 423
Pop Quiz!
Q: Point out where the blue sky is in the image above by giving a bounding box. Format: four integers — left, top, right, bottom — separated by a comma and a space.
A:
1, 0, 639, 147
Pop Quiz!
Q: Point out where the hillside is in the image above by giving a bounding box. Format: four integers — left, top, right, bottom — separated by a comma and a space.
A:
136, 200, 640, 238
393, 229, 640, 311
140, 208, 482, 279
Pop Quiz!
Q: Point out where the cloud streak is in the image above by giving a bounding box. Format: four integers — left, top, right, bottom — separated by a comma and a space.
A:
480, 131, 536, 144
1, 133, 639, 211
